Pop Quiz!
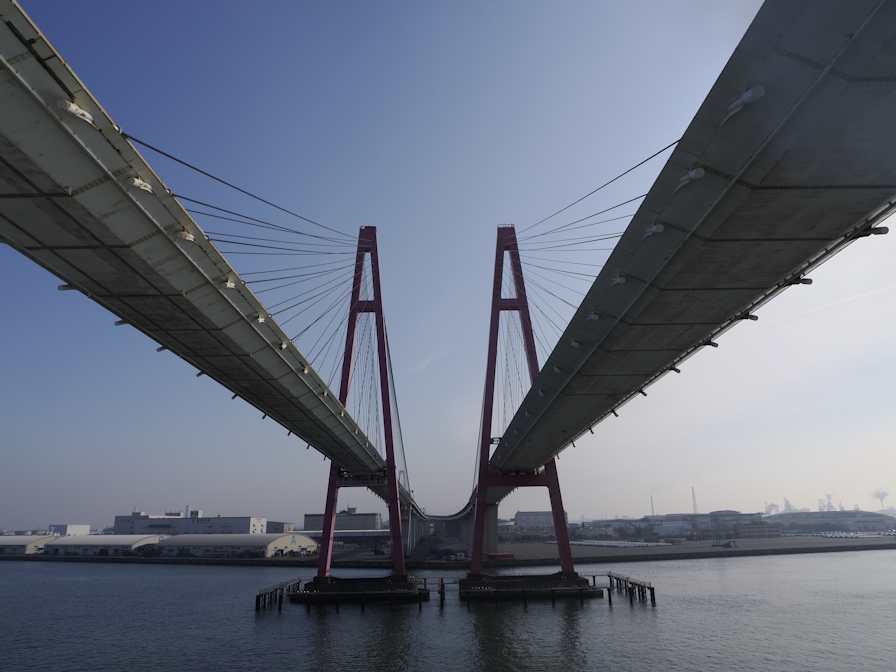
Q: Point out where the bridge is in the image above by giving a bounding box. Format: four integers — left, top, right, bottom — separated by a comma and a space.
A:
2, 0, 894, 579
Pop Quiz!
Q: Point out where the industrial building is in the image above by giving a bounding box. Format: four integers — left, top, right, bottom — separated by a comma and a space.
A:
48, 524, 90, 536
734, 522, 781, 538
44, 535, 165, 556
0, 535, 55, 555
156, 533, 316, 558
113, 511, 266, 535
514, 511, 567, 532
303, 507, 381, 531
643, 514, 692, 536
767, 510, 895, 532
265, 521, 295, 533
302, 529, 391, 546
640, 511, 765, 538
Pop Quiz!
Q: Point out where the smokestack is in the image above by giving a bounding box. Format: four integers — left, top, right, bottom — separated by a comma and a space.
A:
184, 504, 190, 519
651, 496, 655, 516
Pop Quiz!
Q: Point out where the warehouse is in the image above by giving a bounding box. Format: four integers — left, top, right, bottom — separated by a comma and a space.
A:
0, 535, 55, 555
48, 524, 90, 536
44, 535, 165, 556
304, 507, 381, 531
156, 533, 317, 558
767, 510, 895, 532
113, 512, 266, 535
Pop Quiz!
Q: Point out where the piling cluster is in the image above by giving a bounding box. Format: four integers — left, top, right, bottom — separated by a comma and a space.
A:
607, 571, 655, 606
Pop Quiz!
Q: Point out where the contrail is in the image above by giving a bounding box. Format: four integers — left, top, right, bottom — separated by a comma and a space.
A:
762, 284, 896, 327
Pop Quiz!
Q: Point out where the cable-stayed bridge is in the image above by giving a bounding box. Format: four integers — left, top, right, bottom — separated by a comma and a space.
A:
0, 0, 419, 574
2, 0, 895, 578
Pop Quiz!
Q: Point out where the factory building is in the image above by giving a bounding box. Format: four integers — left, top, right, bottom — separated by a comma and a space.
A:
644, 514, 691, 536
734, 522, 781, 538
514, 511, 567, 532
641, 511, 764, 538
44, 535, 165, 556
265, 521, 295, 533
156, 533, 316, 558
113, 512, 266, 535
48, 524, 90, 536
767, 510, 895, 532
303, 507, 381, 531
0, 535, 55, 555
301, 529, 391, 546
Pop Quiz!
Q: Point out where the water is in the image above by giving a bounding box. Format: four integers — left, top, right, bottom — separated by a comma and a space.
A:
1, 550, 894, 671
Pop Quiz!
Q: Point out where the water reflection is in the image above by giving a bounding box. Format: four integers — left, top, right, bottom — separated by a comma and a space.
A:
469, 597, 590, 671
4, 554, 896, 672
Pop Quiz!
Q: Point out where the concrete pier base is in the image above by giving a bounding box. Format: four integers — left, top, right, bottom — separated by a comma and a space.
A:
289, 574, 430, 605
459, 571, 603, 601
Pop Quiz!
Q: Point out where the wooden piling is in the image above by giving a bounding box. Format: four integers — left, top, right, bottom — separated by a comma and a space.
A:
255, 595, 261, 612
650, 587, 656, 605
278, 592, 283, 612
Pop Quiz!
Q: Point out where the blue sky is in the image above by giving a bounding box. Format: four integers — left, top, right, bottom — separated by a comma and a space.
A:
3, 1, 894, 530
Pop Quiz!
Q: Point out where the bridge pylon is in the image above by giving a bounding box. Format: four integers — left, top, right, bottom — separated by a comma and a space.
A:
470, 225, 575, 575
317, 226, 406, 578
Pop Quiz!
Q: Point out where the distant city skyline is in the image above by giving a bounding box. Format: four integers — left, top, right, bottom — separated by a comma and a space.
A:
2, 1, 894, 530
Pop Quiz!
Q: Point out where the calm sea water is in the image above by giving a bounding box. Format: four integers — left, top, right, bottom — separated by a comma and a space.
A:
1, 550, 894, 671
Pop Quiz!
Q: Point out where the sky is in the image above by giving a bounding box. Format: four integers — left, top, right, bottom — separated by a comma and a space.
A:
2, 1, 894, 531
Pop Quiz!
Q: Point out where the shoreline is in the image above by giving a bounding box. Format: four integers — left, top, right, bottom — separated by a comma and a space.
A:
2, 538, 894, 570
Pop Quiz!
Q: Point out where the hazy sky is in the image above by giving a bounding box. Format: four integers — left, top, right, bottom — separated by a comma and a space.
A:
3, 1, 894, 531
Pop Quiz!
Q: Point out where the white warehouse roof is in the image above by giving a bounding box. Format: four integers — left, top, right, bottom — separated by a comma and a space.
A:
0, 535, 53, 544
156, 533, 315, 548
0, 535, 55, 552
45, 535, 165, 547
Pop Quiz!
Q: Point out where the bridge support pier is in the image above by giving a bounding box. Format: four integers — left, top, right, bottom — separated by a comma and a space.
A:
315, 226, 407, 579
483, 503, 499, 554
469, 226, 575, 576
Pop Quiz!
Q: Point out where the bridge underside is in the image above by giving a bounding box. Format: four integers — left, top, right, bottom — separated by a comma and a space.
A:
494, 0, 896, 474
0, 4, 386, 477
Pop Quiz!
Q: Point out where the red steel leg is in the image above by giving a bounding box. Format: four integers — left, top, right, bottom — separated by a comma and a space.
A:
470, 226, 576, 575
545, 458, 574, 573
316, 461, 341, 577
366, 228, 406, 577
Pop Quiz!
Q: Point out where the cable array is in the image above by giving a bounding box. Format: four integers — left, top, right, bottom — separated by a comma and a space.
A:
492, 254, 533, 437
127, 134, 675, 483
125, 135, 399, 457
506, 140, 679, 370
